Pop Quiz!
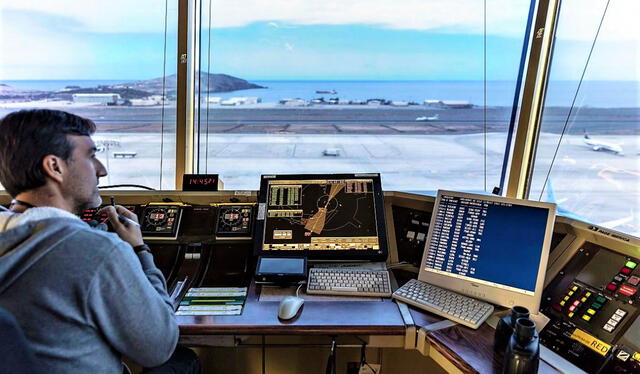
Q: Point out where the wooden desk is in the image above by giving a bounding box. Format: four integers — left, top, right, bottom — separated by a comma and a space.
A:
409, 307, 560, 374
176, 282, 560, 373
177, 282, 406, 337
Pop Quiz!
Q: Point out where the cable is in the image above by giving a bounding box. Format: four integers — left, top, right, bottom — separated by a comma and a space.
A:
261, 335, 266, 374
325, 337, 337, 374
538, 0, 612, 201
360, 342, 377, 374
295, 282, 305, 298
386, 262, 410, 270
98, 184, 156, 190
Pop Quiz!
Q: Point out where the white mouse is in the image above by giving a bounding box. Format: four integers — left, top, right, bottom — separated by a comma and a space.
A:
278, 296, 304, 320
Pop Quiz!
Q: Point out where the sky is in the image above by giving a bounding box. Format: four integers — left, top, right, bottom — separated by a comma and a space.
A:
0, 0, 638, 81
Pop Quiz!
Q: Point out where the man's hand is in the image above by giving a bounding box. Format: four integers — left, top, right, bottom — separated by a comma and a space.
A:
98, 205, 144, 247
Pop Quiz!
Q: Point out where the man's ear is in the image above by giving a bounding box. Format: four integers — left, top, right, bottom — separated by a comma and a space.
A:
41, 155, 67, 184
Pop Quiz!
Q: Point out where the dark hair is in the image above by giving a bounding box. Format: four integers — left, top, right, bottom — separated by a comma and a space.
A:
0, 109, 96, 196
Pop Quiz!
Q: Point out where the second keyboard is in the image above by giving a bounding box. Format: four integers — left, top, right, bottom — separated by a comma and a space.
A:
393, 279, 494, 329
306, 268, 392, 297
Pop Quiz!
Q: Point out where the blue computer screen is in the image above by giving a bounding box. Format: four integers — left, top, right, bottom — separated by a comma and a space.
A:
424, 193, 549, 293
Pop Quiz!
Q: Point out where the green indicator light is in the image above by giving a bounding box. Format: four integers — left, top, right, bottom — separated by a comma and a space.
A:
625, 261, 637, 269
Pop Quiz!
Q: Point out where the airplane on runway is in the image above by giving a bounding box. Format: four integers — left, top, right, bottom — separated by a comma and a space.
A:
583, 131, 624, 155
416, 114, 439, 121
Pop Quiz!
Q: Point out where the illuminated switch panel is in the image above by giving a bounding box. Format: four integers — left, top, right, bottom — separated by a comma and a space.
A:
603, 308, 627, 333
80, 207, 105, 223
606, 260, 638, 295
80, 205, 137, 225
555, 284, 580, 311
580, 294, 609, 323
605, 259, 639, 298
618, 284, 637, 297
554, 284, 608, 324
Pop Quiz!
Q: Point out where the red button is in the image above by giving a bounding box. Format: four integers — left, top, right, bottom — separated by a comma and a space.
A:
553, 304, 562, 312
569, 305, 576, 312
607, 283, 618, 292
619, 285, 637, 297
573, 300, 580, 306
621, 267, 632, 275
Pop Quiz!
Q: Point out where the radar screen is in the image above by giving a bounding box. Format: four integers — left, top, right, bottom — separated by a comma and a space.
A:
255, 174, 388, 261
140, 204, 185, 240
215, 204, 254, 238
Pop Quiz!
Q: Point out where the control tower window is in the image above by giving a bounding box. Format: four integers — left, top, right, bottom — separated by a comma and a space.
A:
529, 0, 639, 238
191, 0, 533, 193
0, 1, 180, 190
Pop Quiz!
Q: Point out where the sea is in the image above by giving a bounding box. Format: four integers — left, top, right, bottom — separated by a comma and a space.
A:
2, 79, 638, 108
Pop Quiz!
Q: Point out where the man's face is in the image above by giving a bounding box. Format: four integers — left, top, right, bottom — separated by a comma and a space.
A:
61, 135, 107, 213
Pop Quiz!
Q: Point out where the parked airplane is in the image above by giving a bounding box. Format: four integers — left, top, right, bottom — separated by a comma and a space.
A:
583, 132, 624, 155
415, 114, 439, 121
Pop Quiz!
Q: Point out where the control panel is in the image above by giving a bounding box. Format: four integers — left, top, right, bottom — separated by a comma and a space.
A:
391, 206, 432, 267
80, 205, 138, 225
140, 204, 185, 240
540, 242, 639, 372
80, 207, 106, 223
214, 204, 254, 238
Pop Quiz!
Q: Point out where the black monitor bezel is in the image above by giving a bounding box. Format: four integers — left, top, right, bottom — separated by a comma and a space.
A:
254, 173, 388, 262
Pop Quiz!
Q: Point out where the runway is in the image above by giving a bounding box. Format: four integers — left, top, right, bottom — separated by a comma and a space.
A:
95, 131, 639, 236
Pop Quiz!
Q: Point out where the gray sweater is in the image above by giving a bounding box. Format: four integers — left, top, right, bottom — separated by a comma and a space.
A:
0, 207, 178, 373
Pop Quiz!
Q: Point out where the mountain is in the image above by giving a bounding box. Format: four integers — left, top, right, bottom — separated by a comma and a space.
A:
0, 84, 49, 100
109, 73, 265, 98
0, 73, 264, 101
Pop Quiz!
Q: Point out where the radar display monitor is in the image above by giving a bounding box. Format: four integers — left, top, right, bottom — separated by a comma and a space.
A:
255, 173, 388, 261
418, 190, 556, 312
140, 203, 185, 240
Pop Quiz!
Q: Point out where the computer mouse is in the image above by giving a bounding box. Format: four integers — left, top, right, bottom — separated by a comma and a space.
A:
278, 296, 304, 320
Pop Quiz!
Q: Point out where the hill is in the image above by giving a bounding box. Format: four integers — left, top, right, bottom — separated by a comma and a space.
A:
108, 73, 265, 98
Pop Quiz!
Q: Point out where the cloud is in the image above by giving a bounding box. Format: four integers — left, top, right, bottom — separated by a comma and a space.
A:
2, 0, 637, 41
554, 0, 639, 42
0, 0, 526, 36
1, 0, 175, 34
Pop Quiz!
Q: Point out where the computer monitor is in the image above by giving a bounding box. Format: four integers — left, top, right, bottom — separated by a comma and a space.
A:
418, 190, 556, 312
255, 173, 388, 262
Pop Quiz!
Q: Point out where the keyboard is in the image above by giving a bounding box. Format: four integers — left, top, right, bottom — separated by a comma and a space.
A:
392, 279, 494, 329
306, 268, 392, 297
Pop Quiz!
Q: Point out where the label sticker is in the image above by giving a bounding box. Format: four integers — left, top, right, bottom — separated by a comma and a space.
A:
234, 190, 252, 196
633, 352, 640, 361
571, 329, 611, 356
257, 203, 266, 220
617, 350, 630, 362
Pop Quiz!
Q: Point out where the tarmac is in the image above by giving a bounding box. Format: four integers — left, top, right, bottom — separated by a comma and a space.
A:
1, 102, 637, 235
94, 131, 639, 236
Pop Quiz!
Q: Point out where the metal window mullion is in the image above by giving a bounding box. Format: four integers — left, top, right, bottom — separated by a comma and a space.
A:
175, 0, 198, 189
505, 0, 561, 199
